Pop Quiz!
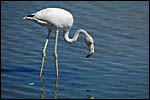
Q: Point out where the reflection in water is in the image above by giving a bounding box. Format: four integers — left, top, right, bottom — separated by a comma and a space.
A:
87, 95, 94, 99
40, 77, 46, 99
53, 77, 58, 99
86, 89, 94, 99
40, 77, 58, 99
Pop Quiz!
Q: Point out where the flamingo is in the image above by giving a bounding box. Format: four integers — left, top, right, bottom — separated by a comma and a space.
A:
23, 8, 94, 78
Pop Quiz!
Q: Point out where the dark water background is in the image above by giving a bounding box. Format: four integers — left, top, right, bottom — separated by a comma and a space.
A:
1, 1, 149, 99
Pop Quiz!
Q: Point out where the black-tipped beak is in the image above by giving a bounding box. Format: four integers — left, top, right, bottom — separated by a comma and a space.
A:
86, 53, 92, 58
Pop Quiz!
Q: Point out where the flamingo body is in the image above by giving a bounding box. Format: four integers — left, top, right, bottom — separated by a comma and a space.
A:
23, 8, 94, 77
24, 8, 73, 30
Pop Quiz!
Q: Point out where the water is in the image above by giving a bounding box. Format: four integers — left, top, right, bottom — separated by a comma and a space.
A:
1, 1, 149, 99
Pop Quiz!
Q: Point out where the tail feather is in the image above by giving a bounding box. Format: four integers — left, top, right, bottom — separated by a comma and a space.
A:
26, 14, 34, 17
23, 14, 35, 19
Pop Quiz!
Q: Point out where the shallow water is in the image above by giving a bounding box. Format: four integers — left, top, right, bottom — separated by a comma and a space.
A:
1, 1, 149, 99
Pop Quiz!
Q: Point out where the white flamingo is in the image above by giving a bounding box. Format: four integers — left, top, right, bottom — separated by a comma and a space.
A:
23, 8, 94, 78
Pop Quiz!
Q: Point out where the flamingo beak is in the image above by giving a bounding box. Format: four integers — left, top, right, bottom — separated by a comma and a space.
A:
86, 53, 92, 58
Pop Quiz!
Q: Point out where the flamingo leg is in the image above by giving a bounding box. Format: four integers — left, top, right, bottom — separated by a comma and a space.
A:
40, 30, 51, 77
54, 30, 59, 78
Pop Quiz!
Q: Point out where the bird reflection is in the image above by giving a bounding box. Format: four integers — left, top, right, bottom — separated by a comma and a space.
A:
53, 77, 58, 99
40, 77, 46, 99
40, 76, 58, 99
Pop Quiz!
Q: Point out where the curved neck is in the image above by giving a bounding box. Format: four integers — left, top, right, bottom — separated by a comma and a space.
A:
64, 29, 89, 43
